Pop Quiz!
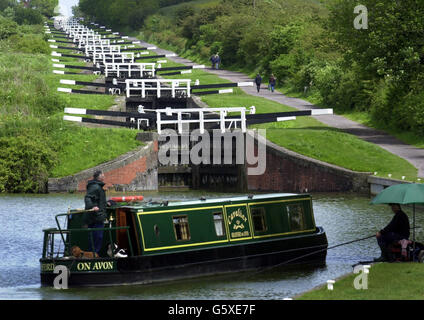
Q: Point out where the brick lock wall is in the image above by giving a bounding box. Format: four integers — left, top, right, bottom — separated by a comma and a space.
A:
48, 141, 158, 193
247, 137, 369, 193
77, 156, 148, 191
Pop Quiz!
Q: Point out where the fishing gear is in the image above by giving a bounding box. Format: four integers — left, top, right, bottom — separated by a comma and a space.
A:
249, 227, 422, 277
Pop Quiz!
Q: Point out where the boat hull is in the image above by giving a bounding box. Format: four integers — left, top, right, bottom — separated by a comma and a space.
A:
40, 227, 327, 287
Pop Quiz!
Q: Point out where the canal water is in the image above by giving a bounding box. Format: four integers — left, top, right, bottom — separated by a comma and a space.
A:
0, 191, 423, 300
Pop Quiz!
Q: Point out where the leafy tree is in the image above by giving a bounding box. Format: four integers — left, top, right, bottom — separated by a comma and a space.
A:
79, 0, 158, 30
326, 0, 424, 130
174, 4, 195, 26
326, 0, 424, 84
31, 0, 58, 17
14, 6, 43, 24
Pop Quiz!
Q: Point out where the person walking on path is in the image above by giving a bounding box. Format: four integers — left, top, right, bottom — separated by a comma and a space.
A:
214, 53, 221, 69
269, 74, 276, 92
255, 73, 262, 92
210, 54, 216, 69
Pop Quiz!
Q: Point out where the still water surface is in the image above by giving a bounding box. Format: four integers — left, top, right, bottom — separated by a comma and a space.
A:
0, 191, 423, 300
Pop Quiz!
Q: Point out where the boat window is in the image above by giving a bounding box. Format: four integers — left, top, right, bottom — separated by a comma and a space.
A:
287, 204, 305, 232
213, 212, 225, 237
251, 207, 267, 232
173, 216, 190, 241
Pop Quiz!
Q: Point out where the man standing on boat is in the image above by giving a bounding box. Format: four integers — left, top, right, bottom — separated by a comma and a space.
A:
374, 203, 410, 262
84, 170, 108, 255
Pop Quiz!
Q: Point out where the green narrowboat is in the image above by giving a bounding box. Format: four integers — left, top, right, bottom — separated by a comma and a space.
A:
40, 193, 327, 287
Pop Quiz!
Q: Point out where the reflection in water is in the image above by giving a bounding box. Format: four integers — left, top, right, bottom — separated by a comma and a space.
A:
0, 191, 423, 300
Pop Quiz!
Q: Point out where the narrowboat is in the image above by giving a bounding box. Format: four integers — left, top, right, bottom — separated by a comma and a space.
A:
40, 193, 327, 287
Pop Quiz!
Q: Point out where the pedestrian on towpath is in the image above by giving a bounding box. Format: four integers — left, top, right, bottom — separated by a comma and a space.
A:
214, 53, 221, 69
255, 73, 262, 92
269, 74, 276, 92
210, 54, 215, 69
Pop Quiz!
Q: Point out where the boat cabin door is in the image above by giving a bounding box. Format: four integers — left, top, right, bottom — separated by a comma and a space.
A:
115, 208, 140, 255
224, 204, 253, 241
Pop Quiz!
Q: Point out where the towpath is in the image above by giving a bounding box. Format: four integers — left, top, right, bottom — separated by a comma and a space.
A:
133, 38, 424, 177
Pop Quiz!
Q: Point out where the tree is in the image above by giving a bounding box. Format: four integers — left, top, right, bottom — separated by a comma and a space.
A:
326, 0, 424, 132
0, 0, 17, 11
14, 6, 43, 24
31, 0, 58, 17
326, 0, 424, 84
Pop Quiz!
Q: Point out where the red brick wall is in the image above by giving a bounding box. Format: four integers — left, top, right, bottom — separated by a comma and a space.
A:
78, 156, 148, 191
247, 141, 368, 193
76, 141, 159, 192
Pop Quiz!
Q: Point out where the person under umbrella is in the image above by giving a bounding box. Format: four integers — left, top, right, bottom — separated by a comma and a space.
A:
371, 183, 424, 258
374, 203, 410, 262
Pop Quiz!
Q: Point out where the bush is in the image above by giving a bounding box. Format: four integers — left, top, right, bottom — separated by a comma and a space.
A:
0, 134, 56, 193
290, 60, 321, 91
0, 15, 18, 39
377, 86, 424, 136
370, 80, 400, 127
313, 63, 364, 111
8, 33, 50, 54
399, 91, 424, 135
269, 53, 296, 84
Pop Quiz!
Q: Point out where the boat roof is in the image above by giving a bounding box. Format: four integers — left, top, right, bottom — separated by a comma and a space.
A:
123, 192, 309, 210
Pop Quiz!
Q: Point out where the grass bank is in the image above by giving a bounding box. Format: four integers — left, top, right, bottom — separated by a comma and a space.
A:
280, 84, 424, 150
297, 263, 424, 300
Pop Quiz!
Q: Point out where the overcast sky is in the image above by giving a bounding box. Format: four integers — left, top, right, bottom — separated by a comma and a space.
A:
57, 0, 79, 17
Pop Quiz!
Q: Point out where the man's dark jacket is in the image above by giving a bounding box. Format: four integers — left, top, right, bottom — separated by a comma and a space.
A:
84, 179, 107, 225
255, 75, 262, 85
380, 210, 410, 239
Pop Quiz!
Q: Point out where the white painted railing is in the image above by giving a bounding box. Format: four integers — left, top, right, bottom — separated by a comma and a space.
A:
105, 63, 155, 78
156, 107, 248, 134
78, 39, 111, 49
93, 52, 135, 65
126, 79, 191, 99
85, 45, 121, 56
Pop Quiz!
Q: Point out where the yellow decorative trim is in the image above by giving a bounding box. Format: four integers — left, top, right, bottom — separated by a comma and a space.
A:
138, 206, 230, 251
248, 198, 314, 239
252, 228, 316, 239
248, 198, 310, 206
143, 239, 229, 251
136, 197, 315, 252
138, 206, 223, 215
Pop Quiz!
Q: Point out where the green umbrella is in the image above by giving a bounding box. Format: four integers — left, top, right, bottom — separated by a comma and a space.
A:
371, 183, 424, 251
